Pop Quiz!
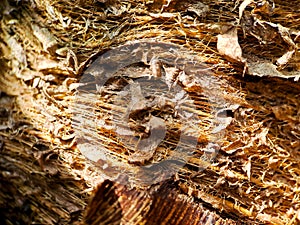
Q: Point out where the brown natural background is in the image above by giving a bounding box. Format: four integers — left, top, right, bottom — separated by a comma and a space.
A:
0, 0, 299, 224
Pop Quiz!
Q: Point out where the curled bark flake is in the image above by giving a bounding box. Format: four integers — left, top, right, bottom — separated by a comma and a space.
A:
217, 26, 245, 64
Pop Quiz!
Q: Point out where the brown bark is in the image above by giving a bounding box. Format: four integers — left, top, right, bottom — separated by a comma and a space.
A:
0, 0, 299, 224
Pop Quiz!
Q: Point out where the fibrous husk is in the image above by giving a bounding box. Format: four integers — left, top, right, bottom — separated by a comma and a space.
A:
0, 0, 299, 224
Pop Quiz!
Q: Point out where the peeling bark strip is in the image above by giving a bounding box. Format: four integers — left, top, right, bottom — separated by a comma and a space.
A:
85, 180, 238, 225
73, 41, 239, 186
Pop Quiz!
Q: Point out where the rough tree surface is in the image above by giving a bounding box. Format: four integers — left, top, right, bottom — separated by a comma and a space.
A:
0, 0, 299, 224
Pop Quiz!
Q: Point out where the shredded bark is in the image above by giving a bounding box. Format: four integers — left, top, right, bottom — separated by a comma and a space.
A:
0, 0, 299, 224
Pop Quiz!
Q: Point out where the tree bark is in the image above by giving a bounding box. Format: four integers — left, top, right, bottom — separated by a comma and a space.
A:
0, 0, 299, 224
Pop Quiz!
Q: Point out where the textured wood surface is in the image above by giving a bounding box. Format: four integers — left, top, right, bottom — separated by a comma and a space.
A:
0, 0, 299, 224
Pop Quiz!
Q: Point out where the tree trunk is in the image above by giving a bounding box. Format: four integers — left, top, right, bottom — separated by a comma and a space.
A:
0, 0, 299, 224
